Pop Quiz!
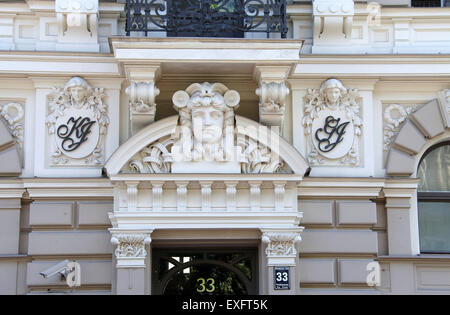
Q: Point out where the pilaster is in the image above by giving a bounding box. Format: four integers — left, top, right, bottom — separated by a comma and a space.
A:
110, 230, 153, 295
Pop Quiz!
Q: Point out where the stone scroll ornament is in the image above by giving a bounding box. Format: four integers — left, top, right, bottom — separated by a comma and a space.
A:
126, 82, 284, 174
302, 79, 362, 166
46, 77, 109, 166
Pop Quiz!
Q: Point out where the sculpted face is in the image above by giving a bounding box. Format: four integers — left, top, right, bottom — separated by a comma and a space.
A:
192, 106, 224, 144
326, 87, 341, 106
69, 86, 88, 105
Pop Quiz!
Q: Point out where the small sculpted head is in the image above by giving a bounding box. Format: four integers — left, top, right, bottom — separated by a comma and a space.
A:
320, 79, 346, 108
65, 77, 92, 106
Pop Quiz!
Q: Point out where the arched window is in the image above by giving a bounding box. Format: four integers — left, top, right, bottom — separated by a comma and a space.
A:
417, 142, 450, 253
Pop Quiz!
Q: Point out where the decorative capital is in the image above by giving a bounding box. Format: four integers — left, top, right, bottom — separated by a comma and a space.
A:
111, 233, 152, 262
261, 231, 302, 258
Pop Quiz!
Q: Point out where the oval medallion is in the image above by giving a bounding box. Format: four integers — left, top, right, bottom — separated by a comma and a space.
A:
55, 107, 100, 159
312, 109, 354, 160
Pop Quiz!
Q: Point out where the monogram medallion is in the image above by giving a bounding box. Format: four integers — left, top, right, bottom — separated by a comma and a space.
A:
312, 111, 354, 160
46, 77, 109, 166
54, 107, 100, 159
303, 79, 362, 166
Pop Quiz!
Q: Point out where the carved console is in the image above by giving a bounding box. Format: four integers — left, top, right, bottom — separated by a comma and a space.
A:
125, 65, 161, 135
254, 66, 291, 129
312, 0, 354, 53
55, 0, 99, 52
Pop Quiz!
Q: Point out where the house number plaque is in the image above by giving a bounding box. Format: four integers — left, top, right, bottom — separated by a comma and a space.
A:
274, 266, 290, 290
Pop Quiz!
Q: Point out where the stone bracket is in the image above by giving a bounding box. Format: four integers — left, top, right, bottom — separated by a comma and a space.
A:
312, 0, 354, 49
254, 66, 291, 129
55, 0, 100, 52
124, 64, 161, 135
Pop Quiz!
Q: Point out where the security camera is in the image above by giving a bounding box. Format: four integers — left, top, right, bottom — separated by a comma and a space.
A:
39, 260, 71, 280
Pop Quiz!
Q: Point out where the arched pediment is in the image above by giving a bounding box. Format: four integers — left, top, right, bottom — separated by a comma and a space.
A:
104, 115, 309, 177
0, 118, 21, 176
386, 91, 450, 177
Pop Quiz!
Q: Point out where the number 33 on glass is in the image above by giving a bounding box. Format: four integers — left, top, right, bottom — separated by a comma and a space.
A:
196, 278, 215, 293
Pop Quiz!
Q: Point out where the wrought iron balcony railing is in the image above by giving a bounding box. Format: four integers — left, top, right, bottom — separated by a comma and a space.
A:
125, 0, 288, 38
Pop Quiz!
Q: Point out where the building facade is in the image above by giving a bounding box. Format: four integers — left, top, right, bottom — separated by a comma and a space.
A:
0, 0, 449, 295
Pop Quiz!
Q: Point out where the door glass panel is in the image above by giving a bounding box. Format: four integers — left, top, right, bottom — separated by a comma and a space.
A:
153, 248, 257, 295
164, 263, 248, 295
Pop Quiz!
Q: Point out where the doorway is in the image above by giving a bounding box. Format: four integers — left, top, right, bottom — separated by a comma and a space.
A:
152, 247, 258, 295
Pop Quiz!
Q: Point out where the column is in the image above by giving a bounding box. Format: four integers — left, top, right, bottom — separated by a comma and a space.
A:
110, 231, 153, 295
261, 228, 304, 295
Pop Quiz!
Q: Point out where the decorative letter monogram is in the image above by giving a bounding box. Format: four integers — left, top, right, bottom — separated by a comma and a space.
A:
46, 77, 109, 166
303, 79, 362, 166
315, 116, 350, 153
57, 116, 96, 152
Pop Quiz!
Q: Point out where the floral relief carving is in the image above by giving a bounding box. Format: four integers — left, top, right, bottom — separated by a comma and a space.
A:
383, 104, 417, 151
110, 234, 152, 258
303, 79, 362, 166
0, 102, 24, 148
46, 77, 109, 166
262, 232, 302, 257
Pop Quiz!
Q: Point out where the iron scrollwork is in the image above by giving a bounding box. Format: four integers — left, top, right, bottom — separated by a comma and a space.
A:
125, 0, 288, 38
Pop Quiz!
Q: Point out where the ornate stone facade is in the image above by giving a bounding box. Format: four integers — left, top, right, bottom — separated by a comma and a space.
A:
124, 82, 285, 174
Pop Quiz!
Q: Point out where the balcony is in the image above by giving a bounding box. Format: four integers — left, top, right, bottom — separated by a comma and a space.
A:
125, 0, 288, 38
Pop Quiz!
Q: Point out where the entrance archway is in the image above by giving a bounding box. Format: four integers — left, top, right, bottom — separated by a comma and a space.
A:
152, 248, 258, 295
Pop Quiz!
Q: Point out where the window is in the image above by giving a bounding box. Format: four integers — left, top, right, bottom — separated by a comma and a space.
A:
417, 142, 450, 253
412, 0, 447, 7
